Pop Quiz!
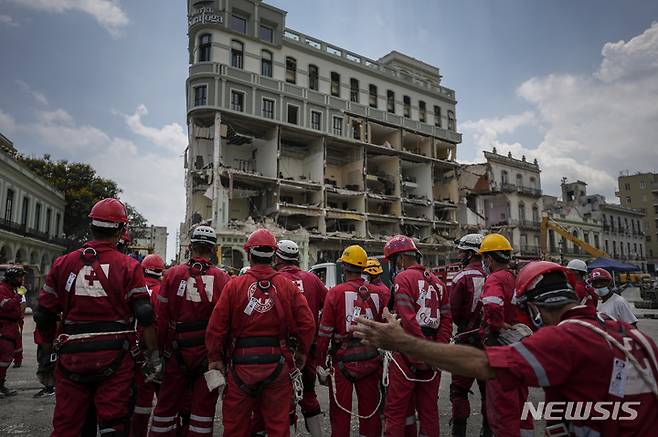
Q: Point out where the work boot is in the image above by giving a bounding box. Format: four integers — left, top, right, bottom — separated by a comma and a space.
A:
0, 385, 18, 397
480, 421, 492, 437
304, 414, 323, 437
33, 386, 55, 398
452, 419, 467, 437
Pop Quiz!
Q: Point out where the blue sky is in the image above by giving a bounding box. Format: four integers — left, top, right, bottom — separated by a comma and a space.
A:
1, 0, 657, 260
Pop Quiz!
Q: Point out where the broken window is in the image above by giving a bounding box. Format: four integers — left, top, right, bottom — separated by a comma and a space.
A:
447, 110, 456, 131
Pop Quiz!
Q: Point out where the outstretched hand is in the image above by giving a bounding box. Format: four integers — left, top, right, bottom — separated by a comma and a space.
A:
353, 308, 407, 351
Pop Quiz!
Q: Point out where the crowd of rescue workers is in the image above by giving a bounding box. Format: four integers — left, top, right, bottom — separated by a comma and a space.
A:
0, 197, 656, 437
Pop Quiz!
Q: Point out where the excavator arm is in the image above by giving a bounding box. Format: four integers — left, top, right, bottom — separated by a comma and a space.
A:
540, 217, 608, 258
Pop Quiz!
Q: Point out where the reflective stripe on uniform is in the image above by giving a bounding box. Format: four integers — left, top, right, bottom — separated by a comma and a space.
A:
520, 429, 534, 437
188, 425, 212, 434
152, 415, 177, 422
42, 284, 57, 295
0, 361, 12, 368
99, 428, 116, 434
405, 415, 416, 425
158, 295, 168, 303
512, 342, 550, 386
481, 296, 503, 306
127, 287, 148, 298
452, 269, 483, 283
190, 414, 213, 422
150, 425, 176, 433
133, 406, 152, 415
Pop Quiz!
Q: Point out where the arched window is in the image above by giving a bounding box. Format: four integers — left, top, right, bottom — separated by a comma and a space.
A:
198, 33, 211, 62
501, 170, 509, 185
231, 40, 243, 69
331, 72, 340, 97
261, 50, 273, 77
286, 57, 296, 84
308, 65, 319, 90
518, 202, 526, 222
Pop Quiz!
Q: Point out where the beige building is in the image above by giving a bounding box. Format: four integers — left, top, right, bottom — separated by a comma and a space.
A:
561, 180, 646, 271
542, 194, 603, 262
0, 133, 66, 283
131, 225, 168, 262
180, 0, 462, 268
460, 148, 543, 258
618, 172, 658, 273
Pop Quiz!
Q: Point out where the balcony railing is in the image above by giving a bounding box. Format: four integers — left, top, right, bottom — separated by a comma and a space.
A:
500, 183, 543, 197
520, 245, 541, 256
0, 218, 66, 247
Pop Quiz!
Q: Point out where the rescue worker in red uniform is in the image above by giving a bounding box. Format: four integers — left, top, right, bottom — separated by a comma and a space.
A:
566, 259, 598, 309
355, 261, 658, 437
383, 235, 452, 437
12, 285, 26, 368
274, 239, 327, 436
364, 258, 391, 300
130, 254, 165, 437
149, 226, 229, 437
34, 198, 161, 437
316, 245, 388, 437
478, 233, 533, 437
206, 229, 315, 437
449, 234, 489, 437
0, 266, 25, 397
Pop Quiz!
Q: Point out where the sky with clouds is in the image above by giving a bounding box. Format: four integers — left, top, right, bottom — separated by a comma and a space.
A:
1, 0, 657, 259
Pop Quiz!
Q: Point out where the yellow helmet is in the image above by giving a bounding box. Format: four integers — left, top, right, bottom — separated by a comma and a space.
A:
338, 245, 368, 270
479, 233, 513, 253
364, 258, 383, 276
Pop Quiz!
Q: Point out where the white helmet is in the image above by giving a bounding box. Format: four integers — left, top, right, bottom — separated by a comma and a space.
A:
567, 259, 588, 273
456, 233, 484, 252
276, 240, 299, 261
190, 225, 217, 245
239, 266, 251, 275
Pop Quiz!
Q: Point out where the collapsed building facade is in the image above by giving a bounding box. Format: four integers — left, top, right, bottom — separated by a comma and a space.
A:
181, 0, 462, 268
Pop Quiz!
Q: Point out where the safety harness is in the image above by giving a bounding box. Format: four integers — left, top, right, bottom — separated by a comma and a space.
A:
327, 284, 384, 419
55, 247, 136, 384
384, 269, 440, 383
164, 261, 212, 379
543, 315, 658, 437
230, 274, 303, 401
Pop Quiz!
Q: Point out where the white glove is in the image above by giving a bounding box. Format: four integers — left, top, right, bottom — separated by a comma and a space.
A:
497, 323, 533, 345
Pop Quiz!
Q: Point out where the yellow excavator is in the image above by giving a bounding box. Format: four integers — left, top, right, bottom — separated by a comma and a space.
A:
539, 216, 607, 259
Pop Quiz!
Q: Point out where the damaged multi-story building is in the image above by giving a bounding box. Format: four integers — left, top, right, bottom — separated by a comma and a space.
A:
180, 0, 462, 268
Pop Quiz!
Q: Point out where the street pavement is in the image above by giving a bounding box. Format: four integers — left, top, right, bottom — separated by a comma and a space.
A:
3, 313, 658, 436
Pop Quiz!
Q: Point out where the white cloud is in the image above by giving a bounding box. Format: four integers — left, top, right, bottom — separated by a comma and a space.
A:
16, 80, 48, 105
123, 105, 187, 153
462, 22, 658, 201
8, 0, 129, 36
6, 105, 183, 260
0, 109, 16, 132
0, 14, 19, 26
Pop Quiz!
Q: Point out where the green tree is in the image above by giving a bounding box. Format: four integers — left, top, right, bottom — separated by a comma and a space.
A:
17, 154, 148, 248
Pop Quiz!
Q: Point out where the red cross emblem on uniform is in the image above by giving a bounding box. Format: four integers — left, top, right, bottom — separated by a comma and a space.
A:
424, 285, 439, 318
84, 270, 99, 286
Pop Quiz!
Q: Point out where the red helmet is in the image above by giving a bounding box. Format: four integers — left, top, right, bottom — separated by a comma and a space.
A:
514, 261, 577, 307
89, 198, 128, 228
589, 268, 612, 285
383, 235, 419, 261
142, 254, 164, 270
142, 254, 165, 276
244, 229, 277, 256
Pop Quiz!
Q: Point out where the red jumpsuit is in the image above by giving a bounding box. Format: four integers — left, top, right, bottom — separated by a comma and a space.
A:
148, 258, 229, 437
486, 305, 658, 436
575, 279, 598, 310
251, 264, 328, 434
37, 240, 150, 437
316, 278, 388, 437
0, 282, 22, 385
449, 262, 487, 425
480, 268, 533, 437
13, 295, 25, 366
131, 276, 162, 437
386, 264, 452, 437
206, 264, 315, 437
